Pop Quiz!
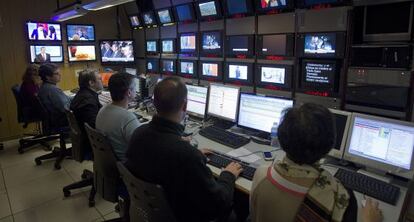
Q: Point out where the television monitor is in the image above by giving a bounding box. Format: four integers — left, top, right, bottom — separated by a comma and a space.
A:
68, 45, 96, 62
224, 62, 254, 85
161, 39, 176, 53
363, 2, 413, 42
179, 33, 197, 53
66, 24, 95, 41
297, 32, 345, 58
128, 15, 143, 29
178, 60, 197, 78
157, 8, 174, 24
27, 21, 62, 41
29, 45, 63, 63
199, 61, 223, 81
161, 60, 176, 75
146, 40, 158, 53
344, 113, 414, 179
255, 64, 293, 90
225, 0, 253, 16
100, 40, 135, 63
101, 72, 114, 88
174, 3, 196, 22
207, 84, 240, 122
226, 35, 255, 57
328, 109, 352, 159
146, 59, 159, 73
186, 84, 209, 118
257, 34, 294, 58
142, 11, 157, 26
201, 31, 223, 56
237, 93, 293, 134
255, 0, 292, 13
196, 0, 222, 20
299, 59, 338, 93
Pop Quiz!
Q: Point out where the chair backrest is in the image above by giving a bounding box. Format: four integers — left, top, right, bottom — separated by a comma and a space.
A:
11, 85, 24, 123
116, 162, 176, 222
64, 108, 84, 162
84, 123, 119, 203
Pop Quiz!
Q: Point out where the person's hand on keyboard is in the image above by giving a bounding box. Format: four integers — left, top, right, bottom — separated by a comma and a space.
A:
362, 198, 383, 222
223, 162, 243, 178
200, 148, 213, 156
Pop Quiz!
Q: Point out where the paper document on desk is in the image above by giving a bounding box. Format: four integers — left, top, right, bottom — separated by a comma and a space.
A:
226, 148, 261, 164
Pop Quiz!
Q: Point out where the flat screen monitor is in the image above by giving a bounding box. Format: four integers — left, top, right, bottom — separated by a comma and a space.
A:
161, 39, 175, 53
300, 59, 337, 92
363, 2, 413, 42
129, 15, 143, 29
101, 72, 113, 88
146, 59, 159, 73
257, 34, 293, 57
201, 31, 222, 56
186, 84, 208, 118
344, 113, 414, 179
179, 33, 197, 53
255, 0, 291, 12
100, 40, 135, 63
175, 3, 196, 22
157, 8, 174, 24
199, 61, 222, 81
68, 45, 96, 62
238, 93, 293, 133
146, 40, 158, 53
29, 45, 63, 63
27, 22, 62, 41
179, 60, 197, 77
225, 0, 253, 16
197, 0, 222, 20
142, 11, 157, 26
226, 35, 254, 57
328, 109, 352, 159
297, 32, 345, 58
255, 64, 292, 90
224, 63, 253, 85
66, 24, 95, 41
161, 60, 176, 74
207, 84, 240, 122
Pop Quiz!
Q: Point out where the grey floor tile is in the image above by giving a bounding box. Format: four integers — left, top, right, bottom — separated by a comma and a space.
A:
0, 171, 5, 192
103, 211, 120, 220
0, 216, 13, 222
0, 191, 11, 219
90, 192, 117, 216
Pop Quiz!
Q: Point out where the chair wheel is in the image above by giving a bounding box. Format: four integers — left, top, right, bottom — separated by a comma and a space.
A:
35, 159, 42, 165
81, 172, 88, 179
88, 200, 95, 207
63, 190, 71, 197
54, 163, 61, 170
18, 148, 24, 154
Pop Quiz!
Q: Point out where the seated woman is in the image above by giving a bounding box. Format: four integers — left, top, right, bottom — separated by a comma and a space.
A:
250, 103, 383, 222
20, 65, 41, 117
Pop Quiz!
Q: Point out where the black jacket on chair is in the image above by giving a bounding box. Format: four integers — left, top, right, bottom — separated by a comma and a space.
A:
125, 116, 236, 222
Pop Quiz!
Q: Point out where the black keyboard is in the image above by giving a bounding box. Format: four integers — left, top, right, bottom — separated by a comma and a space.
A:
206, 152, 257, 180
199, 126, 250, 148
334, 168, 400, 205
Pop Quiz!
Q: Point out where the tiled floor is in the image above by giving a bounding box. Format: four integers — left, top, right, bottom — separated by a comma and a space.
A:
0, 139, 120, 222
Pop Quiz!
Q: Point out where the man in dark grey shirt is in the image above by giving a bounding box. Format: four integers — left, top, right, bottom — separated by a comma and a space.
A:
37, 63, 71, 127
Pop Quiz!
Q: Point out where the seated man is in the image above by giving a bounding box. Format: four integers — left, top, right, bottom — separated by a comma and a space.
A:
37, 63, 71, 127
96, 73, 140, 162
250, 103, 383, 222
125, 77, 243, 222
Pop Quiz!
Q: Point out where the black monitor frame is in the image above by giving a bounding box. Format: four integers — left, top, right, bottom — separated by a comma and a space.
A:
99, 39, 136, 65
298, 59, 340, 96
128, 14, 144, 29
142, 11, 158, 27
226, 35, 255, 58
178, 32, 198, 56
199, 61, 223, 82
256, 33, 295, 59
66, 24, 96, 42
146, 39, 159, 55
255, 63, 293, 91
296, 32, 346, 59
156, 8, 175, 25
26, 21, 62, 42
174, 3, 197, 23
67, 44, 97, 63
161, 59, 177, 75
296, 0, 350, 8
28, 44, 64, 64
224, 0, 254, 18
146, 59, 160, 74
200, 30, 223, 57
224, 62, 254, 86
161, 38, 176, 54
254, 0, 294, 14
195, 0, 223, 21
178, 60, 198, 79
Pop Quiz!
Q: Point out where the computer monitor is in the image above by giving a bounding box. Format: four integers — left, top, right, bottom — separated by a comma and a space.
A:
255, 63, 293, 90
186, 84, 208, 118
101, 72, 113, 88
29, 45, 63, 63
199, 61, 223, 81
224, 62, 253, 85
299, 59, 338, 93
226, 35, 255, 57
174, 3, 196, 23
99, 40, 135, 64
66, 24, 95, 42
178, 60, 197, 78
201, 31, 223, 56
257, 34, 294, 58
146, 59, 159, 74
255, 0, 292, 13
328, 109, 352, 159
146, 40, 159, 54
207, 84, 240, 122
225, 0, 253, 17
237, 93, 293, 134
128, 15, 143, 29
157, 8, 175, 25
196, 0, 222, 21
142, 11, 157, 26
67, 45, 96, 62
26, 21, 62, 41
344, 113, 414, 179
296, 32, 346, 58
179, 33, 197, 54
161, 60, 176, 75
161, 39, 176, 53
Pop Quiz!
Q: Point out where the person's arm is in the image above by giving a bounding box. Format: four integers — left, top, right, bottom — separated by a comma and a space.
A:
49, 87, 71, 113
122, 114, 141, 142
342, 189, 358, 222
76, 103, 100, 128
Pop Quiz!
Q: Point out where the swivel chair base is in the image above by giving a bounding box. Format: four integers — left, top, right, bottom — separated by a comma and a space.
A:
0, 143, 3, 150
18, 134, 59, 154
34, 133, 71, 169
63, 169, 96, 207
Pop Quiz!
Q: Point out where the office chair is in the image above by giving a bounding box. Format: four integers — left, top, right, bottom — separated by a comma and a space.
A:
32, 96, 71, 169
62, 109, 95, 207
117, 162, 176, 222
11, 85, 58, 153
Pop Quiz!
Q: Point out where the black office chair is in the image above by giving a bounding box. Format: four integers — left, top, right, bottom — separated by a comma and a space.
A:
117, 162, 176, 222
11, 84, 58, 153
62, 109, 95, 207
32, 96, 71, 169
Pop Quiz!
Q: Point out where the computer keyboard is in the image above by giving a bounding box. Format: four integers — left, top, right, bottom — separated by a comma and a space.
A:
199, 126, 250, 149
206, 151, 257, 180
334, 168, 400, 205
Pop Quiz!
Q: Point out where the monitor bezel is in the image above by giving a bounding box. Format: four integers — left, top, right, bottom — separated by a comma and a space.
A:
28, 44, 64, 64
256, 33, 295, 58
198, 61, 223, 81
224, 62, 254, 85
200, 30, 224, 57
328, 109, 352, 159
160, 59, 177, 75
225, 34, 255, 58
344, 112, 414, 179
196, 0, 223, 21
296, 32, 346, 59
146, 59, 160, 74
254, 0, 294, 13
255, 63, 293, 91
26, 21, 62, 42
224, 0, 254, 17
186, 83, 209, 119
161, 38, 176, 54
67, 44, 97, 63
128, 14, 144, 29
65, 24, 96, 42
298, 59, 339, 93
174, 3, 197, 23
146, 39, 159, 54
178, 60, 198, 78
296, 0, 350, 8
156, 7, 175, 25
207, 83, 240, 122
178, 32, 198, 54
141, 11, 158, 27
99, 39, 136, 65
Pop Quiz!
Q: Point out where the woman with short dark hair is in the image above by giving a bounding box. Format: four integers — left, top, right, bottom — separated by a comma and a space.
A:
20, 64, 41, 108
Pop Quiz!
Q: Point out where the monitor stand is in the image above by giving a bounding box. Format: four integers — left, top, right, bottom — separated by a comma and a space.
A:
211, 117, 235, 130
